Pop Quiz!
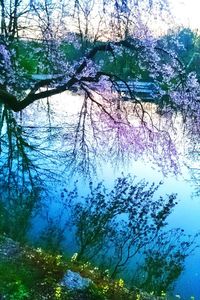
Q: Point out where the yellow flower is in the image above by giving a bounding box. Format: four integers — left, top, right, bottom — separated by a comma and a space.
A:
136, 293, 141, 300
102, 285, 109, 294
36, 247, 42, 253
71, 252, 78, 262
83, 262, 90, 268
118, 278, 124, 288
56, 255, 62, 265
55, 286, 62, 299
161, 291, 166, 296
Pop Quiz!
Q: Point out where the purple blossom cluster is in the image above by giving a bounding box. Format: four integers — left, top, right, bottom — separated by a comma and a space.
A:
0, 43, 12, 85
0, 0, 199, 179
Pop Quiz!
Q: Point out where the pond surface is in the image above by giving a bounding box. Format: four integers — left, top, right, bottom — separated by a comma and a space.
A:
2, 92, 200, 299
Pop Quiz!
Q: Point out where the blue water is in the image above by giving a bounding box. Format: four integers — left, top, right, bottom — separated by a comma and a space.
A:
22, 93, 200, 299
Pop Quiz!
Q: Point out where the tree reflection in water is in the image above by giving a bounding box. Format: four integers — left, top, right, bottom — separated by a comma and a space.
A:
0, 95, 199, 295
0, 106, 44, 241
51, 176, 198, 295
58, 91, 180, 177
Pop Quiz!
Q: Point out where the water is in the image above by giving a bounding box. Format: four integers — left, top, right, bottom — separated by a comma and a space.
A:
2, 92, 200, 299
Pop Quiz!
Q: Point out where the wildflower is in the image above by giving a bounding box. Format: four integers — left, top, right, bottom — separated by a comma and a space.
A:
136, 293, 141, 300
83, 262, 90, 268
55, 286, 62, 299
56, 255, 62, 265
102, 285, 109, 294
118, 278, 124, 288
71, 252, 78, 262
161, 291, 166, 297
36, 247, 42, 253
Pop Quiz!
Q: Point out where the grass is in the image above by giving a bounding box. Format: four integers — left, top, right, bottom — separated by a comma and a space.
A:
0, 235, 165, 300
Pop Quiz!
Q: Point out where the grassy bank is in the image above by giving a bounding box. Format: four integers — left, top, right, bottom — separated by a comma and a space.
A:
0, 235, 166, 300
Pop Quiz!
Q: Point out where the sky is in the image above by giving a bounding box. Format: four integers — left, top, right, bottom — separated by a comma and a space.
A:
170, 0, 200, 30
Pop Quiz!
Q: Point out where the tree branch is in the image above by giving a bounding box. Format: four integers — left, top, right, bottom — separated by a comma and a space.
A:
0, 39, 185, 111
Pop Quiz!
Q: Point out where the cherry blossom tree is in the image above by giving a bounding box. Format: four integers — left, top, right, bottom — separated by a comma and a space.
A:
0, 2, 199, 291
0, 0, 199, 178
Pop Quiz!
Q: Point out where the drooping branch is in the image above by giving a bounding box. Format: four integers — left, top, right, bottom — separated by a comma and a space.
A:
0, 77, 78, 111
0, 39, 185, 112
0, 43, 113, 111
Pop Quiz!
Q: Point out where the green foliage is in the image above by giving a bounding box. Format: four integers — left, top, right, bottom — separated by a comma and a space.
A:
9, 37, 150, 80
0, 244, 67, 299
60, 42, 81, 62
11, 40, 42, 74
7, 29, 200, 83
0, 261, 32, 298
